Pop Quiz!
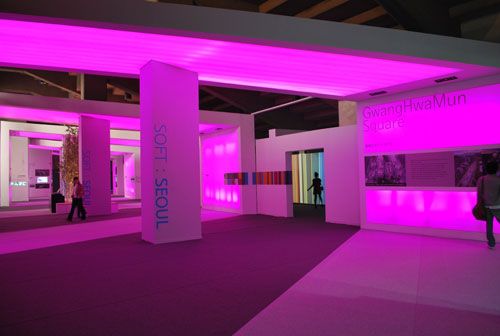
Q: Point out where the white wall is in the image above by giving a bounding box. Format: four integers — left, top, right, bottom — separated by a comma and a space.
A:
9, 136, 29, 202
256, 126, 360, 225
28, 148, 52, 200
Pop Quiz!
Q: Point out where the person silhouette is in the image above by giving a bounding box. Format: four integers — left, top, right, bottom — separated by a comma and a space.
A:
477, 161, 500, 249
307, 172, 323, 208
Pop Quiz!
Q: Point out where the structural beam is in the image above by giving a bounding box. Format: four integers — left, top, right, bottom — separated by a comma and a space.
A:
259, 0, 287, 13
343, 6, 386, 24
296, 0, 348, 18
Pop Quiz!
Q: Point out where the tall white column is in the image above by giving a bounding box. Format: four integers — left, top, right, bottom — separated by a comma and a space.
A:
140, 61, 201, 244
79, 115, 111, 215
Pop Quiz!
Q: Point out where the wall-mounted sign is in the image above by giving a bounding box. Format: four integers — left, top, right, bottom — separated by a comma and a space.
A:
10, 181, 27, 187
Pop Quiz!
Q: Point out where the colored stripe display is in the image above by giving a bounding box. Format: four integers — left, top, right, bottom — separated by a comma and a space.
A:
224, 172, 249, 185
252, 171, 292, 185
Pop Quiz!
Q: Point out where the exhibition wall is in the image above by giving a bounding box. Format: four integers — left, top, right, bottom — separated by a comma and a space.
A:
358, 75, 500, 240
256, 127, 359, 225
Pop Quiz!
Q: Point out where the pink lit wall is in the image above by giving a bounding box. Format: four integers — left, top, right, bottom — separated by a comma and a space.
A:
201, 128, 241, 212
359, 77, 500, 239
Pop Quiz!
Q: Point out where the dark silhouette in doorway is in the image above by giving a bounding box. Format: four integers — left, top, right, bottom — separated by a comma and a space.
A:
308, 172, 323, 208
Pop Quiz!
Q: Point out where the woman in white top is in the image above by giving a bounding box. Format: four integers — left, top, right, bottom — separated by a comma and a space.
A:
477, 161, 500, 249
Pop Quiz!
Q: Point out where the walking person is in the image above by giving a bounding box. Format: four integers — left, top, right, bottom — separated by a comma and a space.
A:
477, 161, 500, 249
67, 176, 86, 222
307, 172, 324, 208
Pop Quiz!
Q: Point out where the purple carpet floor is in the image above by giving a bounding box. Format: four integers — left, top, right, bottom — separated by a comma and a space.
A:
0, 213, 358, 335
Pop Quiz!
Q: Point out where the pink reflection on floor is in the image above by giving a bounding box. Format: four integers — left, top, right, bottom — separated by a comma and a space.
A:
0, 208, 237, 255
237, 230, 500, 336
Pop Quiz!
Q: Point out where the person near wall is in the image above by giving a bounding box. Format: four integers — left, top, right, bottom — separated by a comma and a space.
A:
477, 161, 500, 249
308, 172, 324, 208
67, 176, 87, 222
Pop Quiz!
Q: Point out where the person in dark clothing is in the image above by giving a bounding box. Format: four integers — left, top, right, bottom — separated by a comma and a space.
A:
477, 161, 500, 249
67, 177, 86, 221
308, 172, 323, 208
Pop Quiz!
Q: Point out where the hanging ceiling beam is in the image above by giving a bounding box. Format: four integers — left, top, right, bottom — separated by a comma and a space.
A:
259, 0, 287, 13
343, 5, 386, 24
296, 0, 348, 18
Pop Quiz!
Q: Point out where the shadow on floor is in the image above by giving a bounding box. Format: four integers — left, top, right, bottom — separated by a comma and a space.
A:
293, 203, 325, 220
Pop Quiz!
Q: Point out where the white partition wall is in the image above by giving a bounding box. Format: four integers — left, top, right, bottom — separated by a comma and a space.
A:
357, 75, 500, 241
140, 61, 201, 244
256, 126, 360, 226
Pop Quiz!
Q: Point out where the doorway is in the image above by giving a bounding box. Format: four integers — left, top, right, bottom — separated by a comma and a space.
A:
290, 148, 325, 219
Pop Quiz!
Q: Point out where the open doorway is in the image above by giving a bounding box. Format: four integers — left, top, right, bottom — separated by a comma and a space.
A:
290, 148, 325, 219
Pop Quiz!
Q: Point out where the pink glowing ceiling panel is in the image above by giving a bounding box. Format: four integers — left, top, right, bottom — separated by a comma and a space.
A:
0, 19, 462, 97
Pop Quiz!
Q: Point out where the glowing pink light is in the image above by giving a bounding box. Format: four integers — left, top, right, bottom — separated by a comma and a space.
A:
0, 19, 462, 97
110, 138, 140, 147
225, 142, 236, 154
28, 144, 59, 151
366, 190, 499, 233
214, 145, 224, 156
11, 130, 63, 141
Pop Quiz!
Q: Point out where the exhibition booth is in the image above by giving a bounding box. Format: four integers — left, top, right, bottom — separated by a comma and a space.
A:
0, 1, 499, 244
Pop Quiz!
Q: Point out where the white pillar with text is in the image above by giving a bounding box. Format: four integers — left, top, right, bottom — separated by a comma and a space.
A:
140, 61, 201, 244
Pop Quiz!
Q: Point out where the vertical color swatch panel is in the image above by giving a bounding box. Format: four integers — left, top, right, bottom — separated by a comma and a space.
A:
201, 129, 241, 209
292, 152, 324, 205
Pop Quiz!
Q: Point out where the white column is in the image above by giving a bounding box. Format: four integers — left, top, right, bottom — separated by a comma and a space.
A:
140, 61, 201, 244
79, 115, 111, 215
